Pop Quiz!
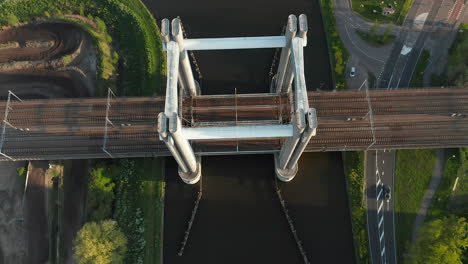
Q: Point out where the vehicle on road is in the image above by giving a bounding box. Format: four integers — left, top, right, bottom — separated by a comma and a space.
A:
383, 185, 391, 200
350, 67, 356, 77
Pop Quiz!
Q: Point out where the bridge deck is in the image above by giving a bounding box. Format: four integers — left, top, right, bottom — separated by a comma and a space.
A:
0, 88, 467, 160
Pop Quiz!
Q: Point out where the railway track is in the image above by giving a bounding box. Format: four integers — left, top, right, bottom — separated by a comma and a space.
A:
0, 88, 467, 160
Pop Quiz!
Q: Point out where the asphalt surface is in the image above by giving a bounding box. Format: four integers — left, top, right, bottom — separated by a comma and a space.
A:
365, 150, 397, 264
378, 0, 444, 89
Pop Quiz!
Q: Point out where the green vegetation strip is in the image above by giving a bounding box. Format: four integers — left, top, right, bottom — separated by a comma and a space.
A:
355, 24, 396, 47
409, 49, 430, 88
319, 0, 349, 90
343, 152, 370, 264
86, 158, 164, 264
351, 0, 414, 25
430, 23, 468, 87
0, 0, 164, 96
395, 149, 436, 262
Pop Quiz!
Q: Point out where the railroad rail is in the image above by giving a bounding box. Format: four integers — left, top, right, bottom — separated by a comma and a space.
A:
0, 88, 467, 161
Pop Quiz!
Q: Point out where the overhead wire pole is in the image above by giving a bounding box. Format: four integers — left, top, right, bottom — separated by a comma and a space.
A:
102, 88, 116, 158
0, 90, 23, 161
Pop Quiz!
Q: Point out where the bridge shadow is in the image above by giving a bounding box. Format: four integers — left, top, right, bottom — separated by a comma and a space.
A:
163, 152, 356, 263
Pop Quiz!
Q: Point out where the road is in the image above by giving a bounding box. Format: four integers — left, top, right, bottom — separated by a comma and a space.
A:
378, 0, 444, 89
365, 150, 397, 264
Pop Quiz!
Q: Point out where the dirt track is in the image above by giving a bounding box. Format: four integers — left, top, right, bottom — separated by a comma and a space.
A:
0, 20, 96, 263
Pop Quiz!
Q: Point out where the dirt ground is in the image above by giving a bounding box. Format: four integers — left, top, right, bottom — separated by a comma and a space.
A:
0, 162, 27, 264
61, 160, 88, 264
0, 20, 97, 263
25, 161, 50, 264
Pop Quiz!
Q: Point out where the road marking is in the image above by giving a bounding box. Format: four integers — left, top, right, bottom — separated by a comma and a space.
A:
358, 79, 367, 91
382, 171, 385, 176
377, 178, 381, 186
387, 74, 394, 89
376, 169, 379, 175
378, 201, 384, 213
379, 217, 384, 228
453, 177, 460, 191
380, 230, 385, 241
381, 246, 386, 257
383, 160, 385, 164
377, 188, 383, 200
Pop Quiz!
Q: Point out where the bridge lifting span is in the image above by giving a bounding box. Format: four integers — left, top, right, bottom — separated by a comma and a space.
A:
1, 15, 467, 184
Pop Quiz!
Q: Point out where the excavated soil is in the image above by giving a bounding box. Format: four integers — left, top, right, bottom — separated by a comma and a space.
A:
0, 20, 97, 264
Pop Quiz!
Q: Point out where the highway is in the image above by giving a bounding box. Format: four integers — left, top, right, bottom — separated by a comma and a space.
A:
0, 88, 468, 160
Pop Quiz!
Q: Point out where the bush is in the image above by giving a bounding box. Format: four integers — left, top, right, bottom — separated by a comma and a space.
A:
74, 220, 127, 264
320, 0, 349, 89
405, 216, 468, 264
344, 152, 370, 263
0, 13, 19, 25
86, 167, 115, 221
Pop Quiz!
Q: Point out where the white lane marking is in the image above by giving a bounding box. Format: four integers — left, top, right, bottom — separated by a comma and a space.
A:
383, 160, 385, 164
379, 217, 384, 228
380, 230, 385, 241
381, 246, 386, 257
358, 79, 367, 91
377, 179, 381, 186
453, 177, 460, 191
382, 171, 385, 176
378, 201, 384, 213
376, 169, 379, 175
387, 74, 394, 89
377, 188, 383, 200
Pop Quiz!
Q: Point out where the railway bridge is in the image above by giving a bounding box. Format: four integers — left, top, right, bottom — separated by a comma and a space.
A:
0, 15, 467, 184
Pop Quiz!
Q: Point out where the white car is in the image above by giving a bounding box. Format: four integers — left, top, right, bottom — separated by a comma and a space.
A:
350, 67, 356, 78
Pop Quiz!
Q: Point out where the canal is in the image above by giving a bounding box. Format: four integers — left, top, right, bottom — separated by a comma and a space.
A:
143, 0, 356, 263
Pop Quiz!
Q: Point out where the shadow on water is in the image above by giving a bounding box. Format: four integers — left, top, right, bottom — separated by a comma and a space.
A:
164, 153, 356, 263
144, 0, 332, 95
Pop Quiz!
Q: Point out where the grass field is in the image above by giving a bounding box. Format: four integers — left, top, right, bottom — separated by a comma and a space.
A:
426, 149, 460, 221
394, 149, 436, 261
141, 158, 165, 264
351, 0, 414, 24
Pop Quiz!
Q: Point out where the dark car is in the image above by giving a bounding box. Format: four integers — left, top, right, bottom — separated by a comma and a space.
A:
383, 185, 391, 200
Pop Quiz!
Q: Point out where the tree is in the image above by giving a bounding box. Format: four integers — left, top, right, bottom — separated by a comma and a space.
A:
405, 216, 468, 264
74, 220, 127, 264
86, 167, 115, 221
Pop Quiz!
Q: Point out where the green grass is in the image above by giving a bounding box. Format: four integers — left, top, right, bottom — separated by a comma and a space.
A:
395, 149, 436, 262
320, 0, 349, 90
344, 152, 370, 264
351, 0, 414, 24
448, 148, 468, 217
141, 158, 165, 264
355, 29, 396, 46
426, 149, 460, 221
409, 49, 430, 88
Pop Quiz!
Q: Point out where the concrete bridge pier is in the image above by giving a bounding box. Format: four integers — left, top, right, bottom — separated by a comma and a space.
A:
161, 18, 187, 94
158, 113, 201, 184
160, 40, 201, 184
274, 15, 297, 93
275, 108, 317, 181
171, 18, 198, 96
